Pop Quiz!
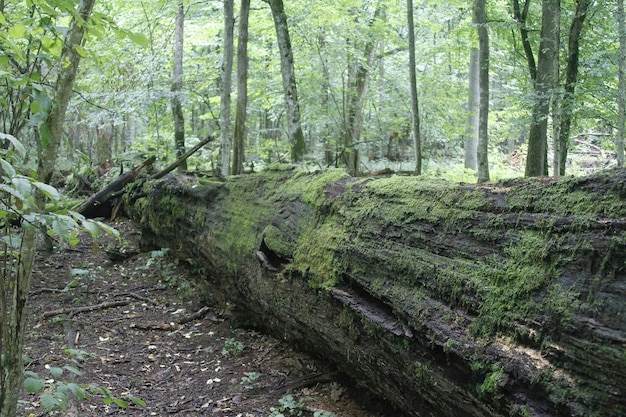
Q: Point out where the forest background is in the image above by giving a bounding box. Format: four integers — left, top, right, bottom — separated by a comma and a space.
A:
0, 0, 625, 415
1, 0, 624, 185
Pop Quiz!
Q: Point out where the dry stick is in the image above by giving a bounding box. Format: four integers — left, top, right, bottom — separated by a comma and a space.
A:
43, 300, 130, 319
129, 306, 214, 331
151, 135, 215, 180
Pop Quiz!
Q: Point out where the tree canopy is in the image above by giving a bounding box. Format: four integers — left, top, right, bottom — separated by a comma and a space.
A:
0, 0, 623, 179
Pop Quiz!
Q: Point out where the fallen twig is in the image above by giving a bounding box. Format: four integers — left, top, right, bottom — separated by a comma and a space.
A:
43, 300, 130, 318
129, 306, 214, 331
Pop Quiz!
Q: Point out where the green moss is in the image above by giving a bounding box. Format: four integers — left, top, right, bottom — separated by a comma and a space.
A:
292, 221, 347, 289
471, 231, 581, 337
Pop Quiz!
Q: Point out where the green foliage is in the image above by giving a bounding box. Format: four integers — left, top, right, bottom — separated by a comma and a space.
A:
22, 348, 145, 413
240, 371, 260, 390
268, 394, 335, 417
221, 338, 245, 357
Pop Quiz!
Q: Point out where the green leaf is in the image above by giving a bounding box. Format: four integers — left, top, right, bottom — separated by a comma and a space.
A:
32, 181, 61, 201
11, 176, 33, 198
127, 31, 149, 47
73, 44, 88, 57
94, 220, 120, 240
0, 158, 16, 177
129, 395, 146, 407
112, 397, 129, 408
0, 11, 6, 25
8, 24, 27, 39
0, 133, 26, 157
49, 366, 64, 379
39, 122, 52, 148
0, 183, 26, 202
23, 377, 46, 393
66, 382, 89, 400
41, 391, 66, 411
64, 365, 83, 376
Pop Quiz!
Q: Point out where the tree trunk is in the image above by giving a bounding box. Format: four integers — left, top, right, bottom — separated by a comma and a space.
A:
0, 227, 37, 417
36, 0, 97, 186
264, 0, 306, 162
618, 0, 626, 168
465, 47, 479, 171
475, 0, 489, 183
557, 0, 589, 175
219, 0, 234, 177
407, 0, 422, 176
343, 7, 382, 176
232, 0, 250, 175
171, 1, 186, 172
124, 167, 626, 417
3, 4, 97, 415
525, 0, 560, 177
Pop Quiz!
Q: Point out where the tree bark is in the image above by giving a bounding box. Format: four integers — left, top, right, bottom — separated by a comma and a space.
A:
342, 7, 382, 176
525, 0, 560, 177
2, 2, 96, 415
232, 0, 250, 175
465, 47, 479, 171
219, 0, 234, 177
618, 0, 626, 168
36, 0, 97, 186
125, 167, 626, 417
264, 0, 306, 162
171, 1, 186, 172
407, 0, 422, 175
475, 0, 490, 183
557, 0, 589, 175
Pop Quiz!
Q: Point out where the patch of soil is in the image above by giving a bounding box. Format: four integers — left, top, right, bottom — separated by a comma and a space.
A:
20, 218, 396, 417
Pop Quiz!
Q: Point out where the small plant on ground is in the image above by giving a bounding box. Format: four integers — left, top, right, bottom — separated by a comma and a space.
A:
240, 371, 260, 390
268, 394, 336, 417
221, 338, 245, 356
22, 348, 145, 413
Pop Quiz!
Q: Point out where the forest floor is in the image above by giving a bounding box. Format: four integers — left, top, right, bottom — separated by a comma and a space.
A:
20, 217, 398, 417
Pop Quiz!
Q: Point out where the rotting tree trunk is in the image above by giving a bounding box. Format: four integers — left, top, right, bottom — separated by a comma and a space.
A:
124, 167, 626, 417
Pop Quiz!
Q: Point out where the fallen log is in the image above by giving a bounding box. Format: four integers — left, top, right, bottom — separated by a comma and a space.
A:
123, 166, 626, 417
74, 155, 156, 218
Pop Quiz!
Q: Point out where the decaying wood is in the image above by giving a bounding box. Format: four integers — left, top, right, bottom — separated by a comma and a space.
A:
43, 300, 130, 318
124, 166, 626, 417
74, 155, 156, 218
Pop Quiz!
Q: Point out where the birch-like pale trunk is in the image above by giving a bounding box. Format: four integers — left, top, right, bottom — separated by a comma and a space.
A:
171, 1, 186, 172
219, 0, 234, 177
618, 0, 626, 167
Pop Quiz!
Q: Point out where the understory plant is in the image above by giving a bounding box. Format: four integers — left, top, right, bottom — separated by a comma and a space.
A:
0, 134, 119, 416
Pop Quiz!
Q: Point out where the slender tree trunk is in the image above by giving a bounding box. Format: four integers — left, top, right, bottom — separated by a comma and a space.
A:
171, 1, 186, 172
407, 0, 421, 175
512, 0, 537, 82
2, 2, 96, 413
525, 0, 560, 177
343, 7, 382, 176
557, 0, 590, 175
264, 0, 306, 162
618, 0, 626, 167
465, 47, 479, 171
475, 0, 490, 183
219, 0, 234, 177
36, 0, 97, 186
232, 0, 250, 175
0, 227, 37, 417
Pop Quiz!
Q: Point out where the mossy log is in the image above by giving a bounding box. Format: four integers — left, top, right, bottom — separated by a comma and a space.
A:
123, 166, 626, 417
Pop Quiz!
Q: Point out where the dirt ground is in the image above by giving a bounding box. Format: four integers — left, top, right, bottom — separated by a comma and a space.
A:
20, 218, 399, 417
